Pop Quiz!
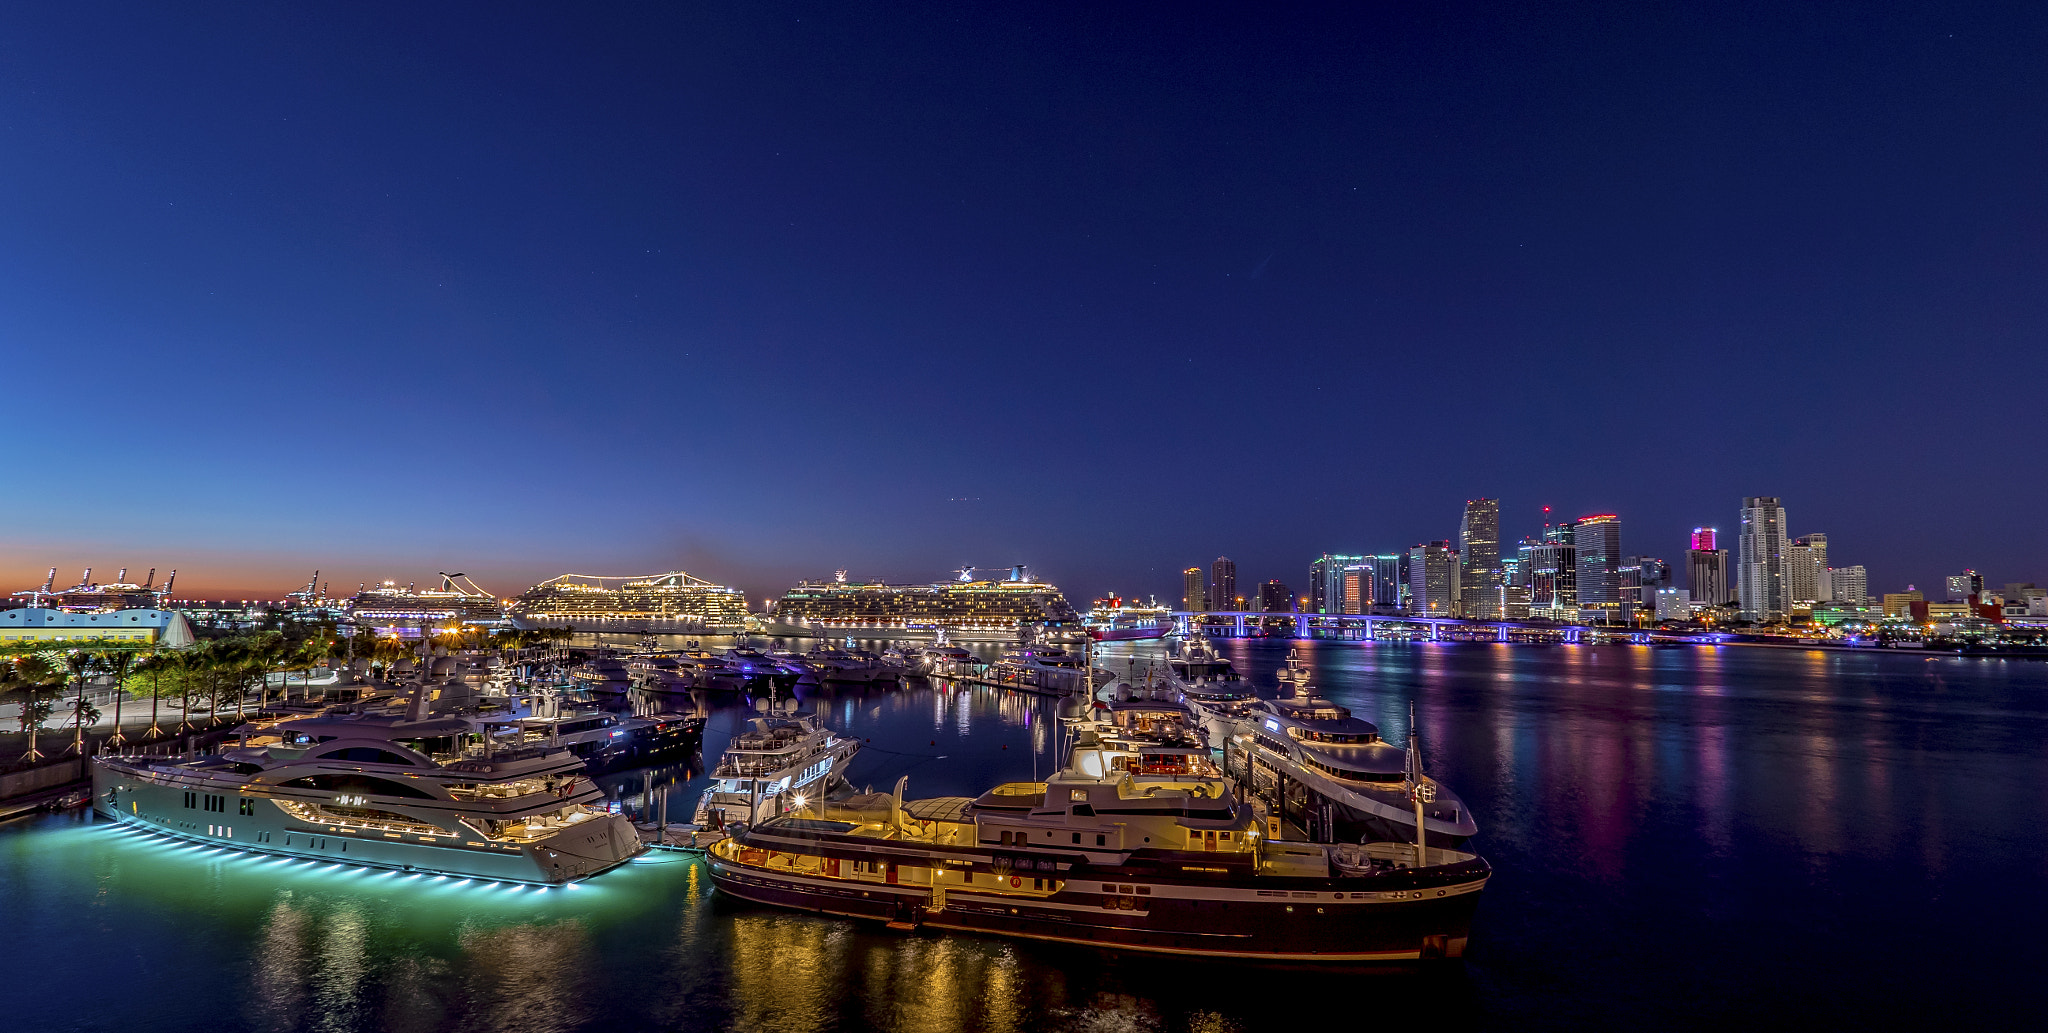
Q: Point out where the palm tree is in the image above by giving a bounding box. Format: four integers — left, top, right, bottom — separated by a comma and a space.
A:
99, 648, 137, 747
15, 653, 60, 762
62, 650, 97, 755
134, 649, 168, 740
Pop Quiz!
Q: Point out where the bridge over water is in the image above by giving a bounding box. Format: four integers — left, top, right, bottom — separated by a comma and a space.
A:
1168, 611, 1717, 645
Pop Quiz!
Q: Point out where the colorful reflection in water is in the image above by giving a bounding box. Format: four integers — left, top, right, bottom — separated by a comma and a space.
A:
4, 642, 2046, 1031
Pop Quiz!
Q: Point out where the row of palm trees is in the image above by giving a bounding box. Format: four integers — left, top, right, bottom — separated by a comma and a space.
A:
3, 625, 577, 765
1, 632, 337, 764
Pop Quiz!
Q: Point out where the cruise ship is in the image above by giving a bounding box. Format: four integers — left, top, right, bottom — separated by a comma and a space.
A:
91, 692, 644, 883
764, 566, 1078, 639
706, 719, 1488, 960
1084, 601, 1175, 641
512, 570, 749, 632
10, 566, 173, 612
349, 575, 508, 631
693, 705, 861, 827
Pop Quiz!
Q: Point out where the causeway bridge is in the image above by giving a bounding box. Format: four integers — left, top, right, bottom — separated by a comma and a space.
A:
1168, 611, 1717, 645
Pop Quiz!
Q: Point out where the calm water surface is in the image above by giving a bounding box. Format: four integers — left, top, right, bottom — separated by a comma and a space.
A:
5, 641, 2046, 1032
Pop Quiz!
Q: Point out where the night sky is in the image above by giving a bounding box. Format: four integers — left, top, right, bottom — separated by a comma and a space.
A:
3, 3, 2043, 604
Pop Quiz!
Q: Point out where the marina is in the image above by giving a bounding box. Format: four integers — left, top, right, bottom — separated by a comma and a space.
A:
6, 639, 2045, 1030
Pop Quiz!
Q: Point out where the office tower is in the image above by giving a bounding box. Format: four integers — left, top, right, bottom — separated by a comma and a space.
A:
1523, 531, 1577, 617
1310, 554, 1367, 614
1829, 565, 1868, 607
1946, 570, 1982, 602
1788, 533, 1830, 606
1689, 548, 1730, 605
1211, 557, 1237, 611
1342, 570, 1367, 613
1618, 564, 1644, 609
1691, 527, 1718, 552
1182, 567, 1208, 612
1738, 497, 1790, 621
1407, 542, 1460, 616
1370, 554, 1406, 608
1573, 515, 1622, 612
1459, 498, 1501, 617
1655, 587, 1691, 621
1259, 580, 1292, 612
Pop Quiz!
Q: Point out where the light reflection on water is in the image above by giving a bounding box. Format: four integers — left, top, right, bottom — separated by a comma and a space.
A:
5, 641, 2047, 1031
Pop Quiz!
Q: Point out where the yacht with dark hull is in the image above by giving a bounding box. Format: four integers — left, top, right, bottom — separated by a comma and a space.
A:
91, 703, 644, 884
706, 727, 1488, 961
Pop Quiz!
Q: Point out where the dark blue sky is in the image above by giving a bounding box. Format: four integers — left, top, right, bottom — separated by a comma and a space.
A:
3, 3, 2043, 603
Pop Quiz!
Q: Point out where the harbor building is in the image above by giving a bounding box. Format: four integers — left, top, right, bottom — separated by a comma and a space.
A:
0, 608, 196, 647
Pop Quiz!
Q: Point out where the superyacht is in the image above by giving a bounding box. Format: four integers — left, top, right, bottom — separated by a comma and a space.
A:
692, 702, 861, 827
92, 691, 644, 883
706, 720, 1488, 960
1226, 682, 1479, 847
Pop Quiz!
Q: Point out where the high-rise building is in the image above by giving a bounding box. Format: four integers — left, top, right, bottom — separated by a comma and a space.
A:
1573, 515, 1623, 616
1341, 569, 1368, 613
1310, 554, 1368, 614
1691, 527, 1718, 552
1655, 587, 1692, 621
1211, 557, 1237, 611
1738, 497, 1790, 621
1945, 570, 1982, 602
1788, 533, 1830, 607
1524, 530, 1577, 617
1182, 567, 1208, 612
1407, 542, 1460, 616
1370, 554, 1406, 608
1459, 498, 1501, 618
1830, 565, 1868, 607
1259, 580, 1292, 613
1689, 549, 1730, 605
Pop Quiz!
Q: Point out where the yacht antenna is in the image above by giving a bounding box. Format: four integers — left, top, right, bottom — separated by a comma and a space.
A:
1406, 702, 1433, 868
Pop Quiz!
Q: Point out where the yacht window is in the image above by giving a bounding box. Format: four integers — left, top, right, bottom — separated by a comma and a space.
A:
277, 773, 435, 799
1096, 835, 1106, 847
316, 747, 417, 766
1072, 833, 1081, 844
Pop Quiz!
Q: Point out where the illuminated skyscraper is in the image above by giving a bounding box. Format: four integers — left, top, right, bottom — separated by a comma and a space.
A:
1310, 554, 1368, 614
1738, 496, 1790, 621
1211, 557, 1237, 611
1407, 541, 1460, 616
1945, 570, 1982, 602
1573, 514, 1622, 611
1691, 527, 1718, 552
1370, 554, 1406, 608
1182, 567, 1208, 612
1259, 580, 1292, 612
1788, 533, 1830, 606
1689, 548, 1730, 605
1830, 565, 1868, 607
1459, 498, 1501, 618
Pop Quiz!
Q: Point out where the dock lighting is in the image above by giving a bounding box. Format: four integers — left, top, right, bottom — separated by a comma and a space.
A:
791, 793, 808, 813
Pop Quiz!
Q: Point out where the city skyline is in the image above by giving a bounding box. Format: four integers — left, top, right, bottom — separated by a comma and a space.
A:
4, 6, 2044, 606
3, 488, 2030, 608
